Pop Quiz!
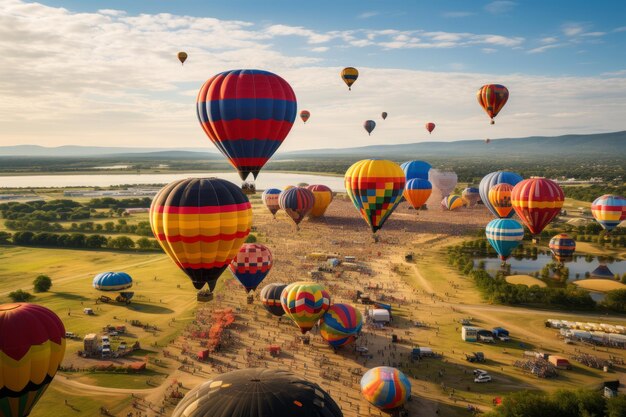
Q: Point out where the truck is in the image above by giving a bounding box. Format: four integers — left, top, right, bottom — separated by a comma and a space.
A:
465, 352, 485, 363
492, 327, 510, 341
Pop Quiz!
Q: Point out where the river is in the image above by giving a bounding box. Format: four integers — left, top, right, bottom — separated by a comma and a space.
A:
0, 172, 345, 190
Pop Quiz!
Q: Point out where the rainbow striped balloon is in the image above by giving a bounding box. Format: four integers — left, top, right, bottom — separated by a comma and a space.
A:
1, 303, 66, 417
319, 303, 363, 348
511, 178, 564, 235
549, 233, 576, 263
149, 178, 252, 294
360, 366, 411, 411
591, 194, 626, 233
280, 282, 331, 334
345, 159, 406, 233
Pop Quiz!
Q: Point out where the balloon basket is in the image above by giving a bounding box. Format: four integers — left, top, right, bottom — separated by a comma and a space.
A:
241, 182, 256, 195
197, 291, 213, 302
300, 335, 311, 345
246, 294, 254, 304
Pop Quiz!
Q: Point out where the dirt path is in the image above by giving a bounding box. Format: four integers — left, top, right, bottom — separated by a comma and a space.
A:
55, 374, 160, 395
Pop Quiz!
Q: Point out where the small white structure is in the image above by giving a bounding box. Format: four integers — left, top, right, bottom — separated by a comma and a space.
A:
369, 309, 391, 324
462, 326, 479, 342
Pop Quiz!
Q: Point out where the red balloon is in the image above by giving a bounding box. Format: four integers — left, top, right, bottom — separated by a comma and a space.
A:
511, 178, 564, 235
425, 122, 435, 134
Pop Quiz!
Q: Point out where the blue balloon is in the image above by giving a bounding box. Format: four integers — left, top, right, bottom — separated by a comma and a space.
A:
93, 272, 133, 291
479, 171, 523, 218
401, 161, 432, 181
485, 219, 524, 261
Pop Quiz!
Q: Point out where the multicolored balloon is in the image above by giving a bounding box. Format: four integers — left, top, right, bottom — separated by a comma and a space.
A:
488, 183, 514, 218
485, 219, 524, 262
300, 110, 310, 124
0, 303, 66, 417
381, 112, 388, 120
345, 159, 405, 234
196, 69, 297, 181
278, 187, 315, 228
319, 303, 363, 348
92, 272, 132, 291
429, 169, 458, 197
462, 187, 480, 207
171, 368, 343, 417
441, 195, 464, 210
260, 283, 287, 317
401, 160, 432, 181
149, 178, 252, 294
177, 51, 187, 65
307, 184, 333, 218
477, 84, 509, 124
229, 244, 273, 293
403, 179, 432, 211
591, 194, 626, 233
549, 233, 576, 264
511, 178, 564, 235
361, 367, 411, 412
280, 282, 331, 334
479, 171, 523, 218
341, 67, 359, 90
425, 122, 435, 134
261, 188, 281, 218
364, 120, 376, 136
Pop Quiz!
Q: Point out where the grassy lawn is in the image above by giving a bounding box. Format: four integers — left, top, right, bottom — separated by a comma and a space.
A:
572, 279, 626, 292
505, 275, 547, 287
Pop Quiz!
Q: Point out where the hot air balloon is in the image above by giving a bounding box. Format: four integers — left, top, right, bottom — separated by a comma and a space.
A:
341, 67, 359, 90
92, 272, 132, 291
307, 184, 333, 217
171, 368, 343, 417
477, 84, 509, 124
485, 138, 491, 144
511, 178, 564, 236
404, 179, 432, 212
488, 183, 514, 218
278, 187, 315, 229
283, 185, 295, 191
425, 122, 435, 134
177, 51, 187, 65
549, 233, 576, 264
0, 303, 66, 417
591, 194, 626, 233
401, 161, 432, 181
441, 195, 464, 211
429, 169, 457, 198
364, 120, 376, 135
485, 219, 524, 262
196, 69, 297, 184
300, 110, 310, 124
260, 283, 287, 317
280, 282, 331, 334
297, 182, 309, 187
381, 112, 388, 120
261, 188, 281, 218
149, 178, 252, 300
319, 303, 363, 349
361, 367, 411, 413
344, 159, 405, 235
462, 187, 480, 207
479, 171, 523, 218
229, 244, 273, 293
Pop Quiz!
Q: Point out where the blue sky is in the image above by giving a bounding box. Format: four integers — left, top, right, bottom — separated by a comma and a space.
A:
0, 0, 625, 150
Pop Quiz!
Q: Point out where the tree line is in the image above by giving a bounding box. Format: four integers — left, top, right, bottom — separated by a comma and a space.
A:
1, 230, 161, 251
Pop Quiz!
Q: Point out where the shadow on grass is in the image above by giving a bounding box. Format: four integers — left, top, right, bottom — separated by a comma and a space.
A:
52, 291, 90, 301
125, 302, 174, 314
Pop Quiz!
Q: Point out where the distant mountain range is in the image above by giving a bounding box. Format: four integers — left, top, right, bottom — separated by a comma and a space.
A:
1, 131, 624, 160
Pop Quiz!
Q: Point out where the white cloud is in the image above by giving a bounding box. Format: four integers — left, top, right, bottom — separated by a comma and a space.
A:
527, 44, 562, 54
562, 23, 586, 37
484, 1, 517, 14
602, 69, 626, 77
614, 26, 626, 32
311, 46, 329, 52
357, 11, 379, 19
264, 24, 334, 44
581, 31, 605, 37
540, 37, 558, 44
482, 48, 497, 54
442, 11, 475, 18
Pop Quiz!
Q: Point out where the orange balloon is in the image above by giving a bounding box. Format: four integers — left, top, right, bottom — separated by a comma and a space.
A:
488, 183, 514, 218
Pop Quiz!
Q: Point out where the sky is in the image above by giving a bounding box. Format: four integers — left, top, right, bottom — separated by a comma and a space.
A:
1, 0, 625, 151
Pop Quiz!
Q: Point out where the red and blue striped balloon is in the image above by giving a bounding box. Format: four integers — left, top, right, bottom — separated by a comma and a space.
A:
196, 69, 297, 181
549, 233, 576, 263
278, 187, 315, 228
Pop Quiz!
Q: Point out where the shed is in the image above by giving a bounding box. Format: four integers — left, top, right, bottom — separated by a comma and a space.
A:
548, 355, 571, 370
83, 333, 99, 353
369, 309, 391, 324
462, 326, 478, 342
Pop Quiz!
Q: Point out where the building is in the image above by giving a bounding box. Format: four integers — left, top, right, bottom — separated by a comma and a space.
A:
83, 333, 100, 354
462, 326, 478, 342
369, 309, 391, 324
548, 355, 571, 370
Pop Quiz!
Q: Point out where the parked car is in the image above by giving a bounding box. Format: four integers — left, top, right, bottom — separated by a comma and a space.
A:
355, 346, 369, 353
474, 374, 492, 383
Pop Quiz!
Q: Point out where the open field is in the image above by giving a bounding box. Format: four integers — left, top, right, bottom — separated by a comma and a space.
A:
572, 279, 626, 292
505, 275, 548, 287
1, 189, 624, 417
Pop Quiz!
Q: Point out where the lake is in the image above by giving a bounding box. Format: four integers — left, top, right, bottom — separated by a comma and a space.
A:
0, 172, 345, 190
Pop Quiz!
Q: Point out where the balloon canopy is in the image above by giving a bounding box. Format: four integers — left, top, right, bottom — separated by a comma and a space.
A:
261, 188, 281, 217
404, 178, 432, 211
511, 178, 564, 235
549, 233, 576, 263
280, 281, 331, 334
477, 84, 509, 124
401, 161, 432, 181
341, 67, 359, 90
319, 303, 363, 348
278, 187, 315, 227
229, 244, 273, 293
177, 51, 187, 65
260, 283, 287, 317
479, 171, 523, 218
429, 169, 458, 197
363, 120, 376, 135
485, 218, 524, 261
361, 366, 411, 411
92, 272, 133, 291
307, 184, 333, 218
591, 194, 626, 233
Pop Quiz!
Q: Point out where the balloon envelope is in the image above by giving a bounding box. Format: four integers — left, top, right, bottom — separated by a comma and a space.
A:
429, 169, 457, 197
0, 303, 66, 417
479, 171, 523, 218
401, 161, 432, 181
425, 122, 435, 134
361, 367, 411, 411
381, 112, 388, 120
300, 110, 310, 123
485, 219, 524, 261
511, 178, 564, 235
319, 303, 363, 348
488, 183, 514, 218
345, 159, 405, 233
462, 187, 480, 207
341, 67, 359, 90
196, 69, 297, 181
591, 194, 626, 233
92, 272, 132, 291
280, 282, 331, 334
363, 120, 376, 135
307, 184, 333, 217
229, 244, 273, 293
549, 233, 576, 263
278, 187, 315, 227
149, 178, 252, 292
177, 51, 187, 64
260, 283, 287, 316
477, 84, 509, 124
261, 188, 281, 217
403, 179, 432, 210
171, 368, 343, 417
441, 195, 464, 210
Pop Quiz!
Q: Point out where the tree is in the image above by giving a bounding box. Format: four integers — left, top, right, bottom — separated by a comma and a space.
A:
0, 231, 12, 243
601, 289, 626, 313
109, 236, 135, 250
607, 395, 626, 417
33, 274, 52, 293
136, 237, 152, 250
8, 289, 33, 302
245, 234, 257, 243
